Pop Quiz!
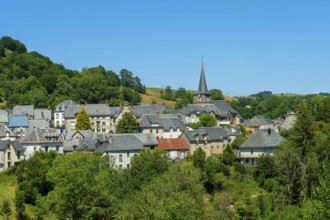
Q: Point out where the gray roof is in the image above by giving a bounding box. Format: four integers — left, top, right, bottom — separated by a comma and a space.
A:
77, 139, 97, 150
110, 107, 123, 117
131, 105, 167, 118
0, 110, 8, 123
55, 100, 76, 109
97, 134, 144, 152
86, 104, 110, 116
184, 127, 229, 142
195, 62, 210, 95
161, 118, 185, 131
213, 100, 240, 117
34, 109, 52, 120
21, 128, 63, 144
13, 105, 34, 116
65, 130, 94, 140
29, 120, 50, 130
239, 129, 284, 149
0, 140, 24, 151
64, 105, 83, 118
0, 125, 15, 137
132, 133, 158, 146
139, 114, 163, 128
184, 104, 224, 117
244, 118, 274, 128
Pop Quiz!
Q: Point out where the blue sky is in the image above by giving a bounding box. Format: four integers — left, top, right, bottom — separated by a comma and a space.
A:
1, 0, 330, 96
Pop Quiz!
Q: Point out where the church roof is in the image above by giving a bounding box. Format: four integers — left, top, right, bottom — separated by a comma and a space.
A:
196, 62, 211, 95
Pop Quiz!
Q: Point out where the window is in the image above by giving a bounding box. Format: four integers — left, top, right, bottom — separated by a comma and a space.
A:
127, 150, 130, 157
34, 147, 37, 152
91, 122, 94, 127
7, 162, 11, 168
119, 154, 123, 162
245, 159, 249, 163
252, 159, 255, 166
7, 152, 11, 160
156, 129, 159, 134
150, 129, 152, 133
102, 122, 105, 126
45, 146, 48, 152
96, 121, 101, 127
17, 151, 20, 158
127, 164, 130, 168
56, 113, 59, 119
102, 128, 106, 133
251, 150, 253, 155
217, 146, 219, 149
56, 146, 59, 152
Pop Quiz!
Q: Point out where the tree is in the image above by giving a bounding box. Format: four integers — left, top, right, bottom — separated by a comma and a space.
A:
0, 200, 12, 219
116, 112, 138, 133
222, 145, 236, 166
38, 152, 115, 219
75, 108, 91, 130
255, 155, 278, 186
122, 87, 141, 105
199, 114, 217, 127
210, 89, 224, 100
188, 147, 206, 169
231, 136, 247, 149
117, 162, 204, 220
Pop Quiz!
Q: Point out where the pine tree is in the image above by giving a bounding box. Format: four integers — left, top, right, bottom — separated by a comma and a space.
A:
75, 108, 91, 130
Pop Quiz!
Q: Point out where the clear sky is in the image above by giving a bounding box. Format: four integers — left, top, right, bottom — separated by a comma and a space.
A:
1, 0, 330, 96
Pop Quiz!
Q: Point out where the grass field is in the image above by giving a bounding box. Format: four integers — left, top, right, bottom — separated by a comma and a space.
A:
0, 173, 17, 219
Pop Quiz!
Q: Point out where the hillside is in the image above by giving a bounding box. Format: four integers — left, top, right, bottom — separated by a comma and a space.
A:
141, 88, 237, 108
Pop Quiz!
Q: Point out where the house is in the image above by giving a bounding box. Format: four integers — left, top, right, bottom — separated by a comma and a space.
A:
34, 108, 51, 121
139, 114, 186, 138
63, 130, 97, 153
180, 127, 230, 157
238, 129, 284, 166
13, 105, 34, 119
109, 107, 123, 133
21, 128, 64, 159
243, 115, 275, 134
64, 105, 83, 131
130, 104, 167, 120
86, 104, 112, 133
0, 125, 17, 140
184, 102, 241, 126
0, 140, 24, 171
282, 112, 296, 130
97, 134, 145, 169
157, 138, 189, 161
8, 116, 29, 137
0, 110, 8, 125
54, 100, 76, 127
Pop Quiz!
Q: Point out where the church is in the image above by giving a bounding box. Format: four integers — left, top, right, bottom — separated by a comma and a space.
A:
184, 62, 242, 126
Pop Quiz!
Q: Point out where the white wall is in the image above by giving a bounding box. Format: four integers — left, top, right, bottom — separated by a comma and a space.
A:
103, 150, 140, 169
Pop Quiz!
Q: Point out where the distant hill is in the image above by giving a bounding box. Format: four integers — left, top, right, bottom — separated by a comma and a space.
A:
141, 88, 237, 108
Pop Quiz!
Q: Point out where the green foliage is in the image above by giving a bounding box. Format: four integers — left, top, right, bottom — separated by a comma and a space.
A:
117, 162, 204, 220
38, 152, 114, 219
231, 136, 247, 149
0, 36, 27, 53
234, 162, 246, 175
0, 200, 12, 219
199, 113, 217, 127
116, 112, 138, 133
210, 88, 224, 100
75, 108, 91, 130
255, 155, 278, 186
222, 145, 236, 166
188, 147, 206, 169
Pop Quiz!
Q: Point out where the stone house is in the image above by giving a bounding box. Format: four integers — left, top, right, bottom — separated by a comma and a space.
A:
157, 138, 189, 161
0, 140, 24, 171
238, 129, 284, 166
54, 100, 76, 127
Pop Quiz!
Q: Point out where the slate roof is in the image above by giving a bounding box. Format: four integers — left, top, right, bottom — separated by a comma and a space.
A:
0, 140, 24, 151
157, 138, 189, 150
34, 109, 52, 120
13, 105, 34, 116
184, 127, 229, 142
213, 100, 241, 118
184, 104, 224, 116
132, 133, 158, 146
131, 105, 166, 118
55, 100, 76, 110
8, 116, 29, 127
65, 130, 94, 140
29, 120, 49, 130
0, 110, 8, 123
160, 117, 185, 131
0, 125, 15, 137
110, 107, 123, 117
195, 62, 211, 95
64, 105, 83, 118
97, 134, 144, 152
244, 117, 274, 128
86, 104, 110, 116
139, 114, 163, 128
239, 129, 284, 149
76, 139, 97, 150
21, 128, 63, 144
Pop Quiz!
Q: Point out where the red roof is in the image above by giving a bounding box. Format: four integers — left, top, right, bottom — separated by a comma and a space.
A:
157, 138, 189, 151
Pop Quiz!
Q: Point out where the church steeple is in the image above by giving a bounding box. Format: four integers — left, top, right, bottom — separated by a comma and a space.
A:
194, 61, 212, 104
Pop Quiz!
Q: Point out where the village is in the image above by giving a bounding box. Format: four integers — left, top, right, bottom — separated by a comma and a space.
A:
0, 63, 296, 172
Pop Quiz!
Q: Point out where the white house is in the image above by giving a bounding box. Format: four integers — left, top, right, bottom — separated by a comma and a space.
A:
238, 129, 284, 166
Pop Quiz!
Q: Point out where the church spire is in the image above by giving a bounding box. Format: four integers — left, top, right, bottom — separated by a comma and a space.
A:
198, 61, 209, 94
194, 60, 212, 104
